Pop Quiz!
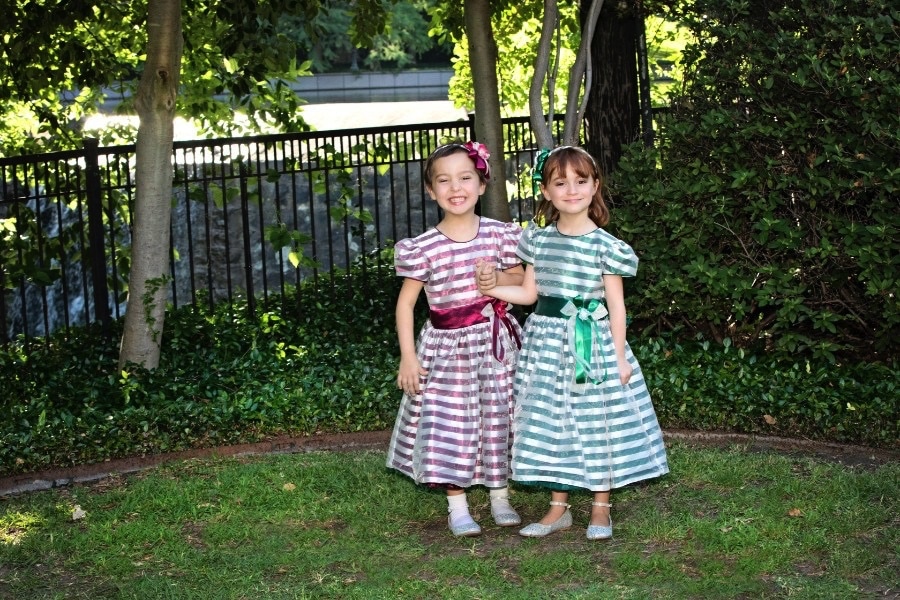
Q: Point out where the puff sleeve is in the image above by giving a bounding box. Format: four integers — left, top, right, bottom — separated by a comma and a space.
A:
394, 238, 430, 281
515, 222, 537, 265
602, 237, 639, 277
499, 221, 524, 270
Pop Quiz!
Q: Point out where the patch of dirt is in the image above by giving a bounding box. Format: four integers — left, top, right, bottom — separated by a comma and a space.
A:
0, 429, 896, 498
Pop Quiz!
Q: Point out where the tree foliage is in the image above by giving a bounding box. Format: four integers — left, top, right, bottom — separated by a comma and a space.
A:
441, 1, 579, 117
0, 0, 402, 155
278, 0, 447, 72
442, 1, 686, 119
612, 0, 899, 361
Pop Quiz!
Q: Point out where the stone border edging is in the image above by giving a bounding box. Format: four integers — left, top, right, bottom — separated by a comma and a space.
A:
1, 429, 896, 498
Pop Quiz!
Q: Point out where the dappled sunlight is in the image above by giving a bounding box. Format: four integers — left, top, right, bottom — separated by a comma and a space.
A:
1, 510, 45, 546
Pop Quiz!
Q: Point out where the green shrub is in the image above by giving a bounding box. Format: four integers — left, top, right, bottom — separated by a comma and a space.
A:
0, 266, 896, 477
636, 337, 898, 448
611, 0, 899, 362
0, 269, 411, 475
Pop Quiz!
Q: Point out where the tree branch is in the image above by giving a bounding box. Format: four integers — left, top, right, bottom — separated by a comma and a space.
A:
529, 0, 559, 150
563, 0, 605, 145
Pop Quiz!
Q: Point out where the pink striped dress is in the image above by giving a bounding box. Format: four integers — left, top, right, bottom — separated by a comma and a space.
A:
386, 217, 524, 488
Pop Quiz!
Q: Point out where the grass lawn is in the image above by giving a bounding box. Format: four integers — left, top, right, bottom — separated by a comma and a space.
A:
1, 440, 897, 599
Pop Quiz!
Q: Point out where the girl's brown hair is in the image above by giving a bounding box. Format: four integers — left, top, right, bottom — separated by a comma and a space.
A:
423, 142, 491, 187
534, 146, 609, 227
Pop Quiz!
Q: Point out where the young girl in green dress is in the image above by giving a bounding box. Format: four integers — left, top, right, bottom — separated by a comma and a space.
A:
479, 146, 669, 540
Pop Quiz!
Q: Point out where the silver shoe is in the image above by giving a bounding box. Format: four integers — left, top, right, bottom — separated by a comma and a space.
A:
448, 515, 482, 537
491, 506, 522, 527
490, 492, 522, 527
587, 501, 613, 540
518, 502, 572, 537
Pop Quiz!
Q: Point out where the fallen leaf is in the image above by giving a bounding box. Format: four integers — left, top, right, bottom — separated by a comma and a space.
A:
283, 482, 297, 492
763, 414, 777, 425
787, 508, 803, 517
72, 505, 87, 521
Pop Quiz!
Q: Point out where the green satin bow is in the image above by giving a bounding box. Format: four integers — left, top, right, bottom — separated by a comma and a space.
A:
531, 148, 552, 196
560, 296, 609, 384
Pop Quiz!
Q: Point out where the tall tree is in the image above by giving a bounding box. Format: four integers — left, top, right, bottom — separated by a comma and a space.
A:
429, 0, 517, 221
1, 0, 399, 369
581, 0, 641, 178
463, 0, 509, 221
118, 0, 182, 369
529, 0, 605, 149
528, 0, 561, 150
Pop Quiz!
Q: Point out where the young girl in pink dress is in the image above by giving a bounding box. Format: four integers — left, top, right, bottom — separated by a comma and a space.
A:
386, 141, 525, 537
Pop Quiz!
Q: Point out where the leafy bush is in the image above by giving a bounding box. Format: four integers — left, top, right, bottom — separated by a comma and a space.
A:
636, 337, 898, 447
0, 269, 413, 475
1, 266, 896, 477
611, 0, 899, 362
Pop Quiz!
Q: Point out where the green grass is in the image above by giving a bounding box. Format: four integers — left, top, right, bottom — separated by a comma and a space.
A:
1, 441, 897, 599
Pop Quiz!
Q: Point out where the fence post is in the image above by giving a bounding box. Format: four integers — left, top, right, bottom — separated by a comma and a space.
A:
239, 165, 256, 318
83, 138, 111, 334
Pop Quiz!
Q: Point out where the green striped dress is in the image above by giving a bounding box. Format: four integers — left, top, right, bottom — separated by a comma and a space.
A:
512, 224, 669, 492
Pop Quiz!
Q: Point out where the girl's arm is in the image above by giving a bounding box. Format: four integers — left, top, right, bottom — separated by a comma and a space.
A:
396, 277, 427, 395
476, 261, 524, 290
603, 273, 633, 385
481, 264, 538, 306
496, 264, 525, 287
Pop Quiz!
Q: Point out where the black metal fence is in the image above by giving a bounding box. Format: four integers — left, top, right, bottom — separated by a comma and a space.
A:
0, 115, 564, 346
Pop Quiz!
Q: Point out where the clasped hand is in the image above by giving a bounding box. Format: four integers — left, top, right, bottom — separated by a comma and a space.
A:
475, 259, 497, 294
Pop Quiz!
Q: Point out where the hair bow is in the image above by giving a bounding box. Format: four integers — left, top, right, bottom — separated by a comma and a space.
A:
531, 148, 552, 196
463, 141, 491, 180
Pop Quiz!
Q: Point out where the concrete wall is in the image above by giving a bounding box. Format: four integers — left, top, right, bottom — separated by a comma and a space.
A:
289, 69, 453, 103
96, 69, 454, 112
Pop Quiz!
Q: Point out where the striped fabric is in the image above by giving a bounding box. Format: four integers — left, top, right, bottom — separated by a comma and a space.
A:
511, 224, 669, 491
386, 218, 524, 488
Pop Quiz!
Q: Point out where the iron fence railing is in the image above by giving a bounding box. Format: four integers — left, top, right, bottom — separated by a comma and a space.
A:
0, 115, 567, 347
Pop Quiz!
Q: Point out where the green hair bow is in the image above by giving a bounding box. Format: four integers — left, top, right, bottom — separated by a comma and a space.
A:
531, 148, 552, 196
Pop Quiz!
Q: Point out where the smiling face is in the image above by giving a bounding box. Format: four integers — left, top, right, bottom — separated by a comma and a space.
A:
425, 151, 486, 216
540, 167, 600, 219
534, 147, 610, 228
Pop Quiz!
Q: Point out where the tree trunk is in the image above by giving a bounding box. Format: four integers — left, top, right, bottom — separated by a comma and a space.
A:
118, 0, 182, 370
582, 0, 640, 180
529, 0, 560, 150
562, 0, 605, 145
464, 0, 510, 222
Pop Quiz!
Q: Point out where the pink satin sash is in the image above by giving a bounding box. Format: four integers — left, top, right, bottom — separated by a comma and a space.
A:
429, 297, 521, 362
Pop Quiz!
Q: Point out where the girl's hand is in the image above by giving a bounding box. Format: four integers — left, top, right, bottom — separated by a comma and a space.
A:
476, 259, 497, 294
397, 356, 427, 396
617, 356, 633, 386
